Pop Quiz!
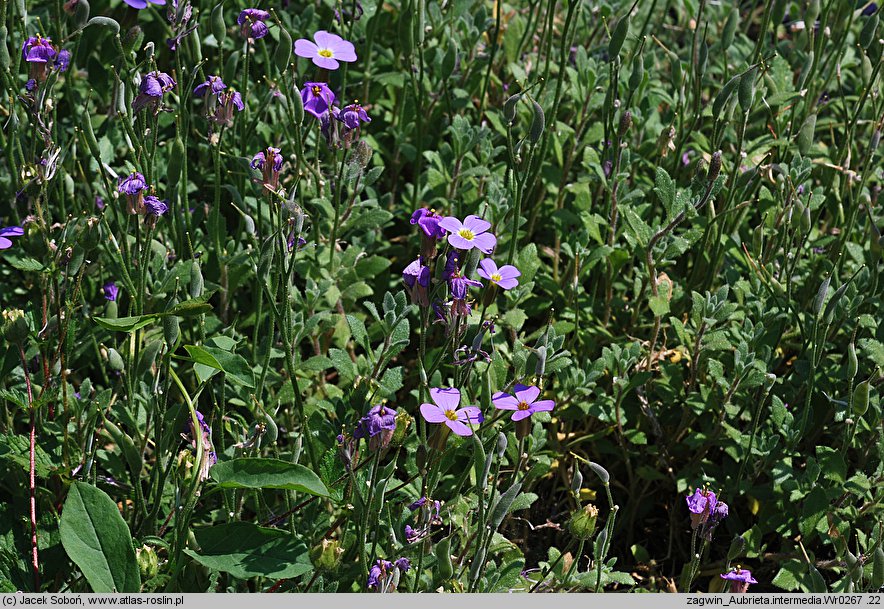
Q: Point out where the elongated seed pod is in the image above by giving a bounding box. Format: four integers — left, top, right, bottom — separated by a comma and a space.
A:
0, 28, 10, 69
435, 537, 453, 580
211, 3, 226, 44
697, 38, 709, 78
722, 8, 739, 49
503, 93, 521, 123
489, 482, 522, 530
813, 275, 830, 316
852, 381, 869, 416
588, 461, 610, 484
738, 66, 756, 112
797, 113, 816, 155
727, 535, 745, 562
73, 0, 90, 27
862, 53, 873, 87
608, 15, 629, 59
860, 14, 878, 49
629, 49, 643, 91
871, 545, 884, 589
398, 1, 414, 58
528, 99, 545, 144
275, 26, 292, 73
472, 433, 486, 488
469, 547, 486, 584
88, 15, 120, 34
771, 0, 788, 27
847, 342, 858, 380
808, 563, 827, 593
805, 0, 820, 27
107, 348, 125, 371
189, 259, 203, 298
570, 468, 583, 494
712, 73, 741, 118
263, 413, 278, 443
797, 51, 814, 90
167, 137, 185, 190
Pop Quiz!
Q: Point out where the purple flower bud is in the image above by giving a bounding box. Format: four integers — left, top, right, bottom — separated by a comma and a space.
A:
22, 36, 57, 63
144, 195, 168, 216
102, 281, 119, 302
337, 103, 371, 130
237, 8, 270, 39
353, 404, 397, 451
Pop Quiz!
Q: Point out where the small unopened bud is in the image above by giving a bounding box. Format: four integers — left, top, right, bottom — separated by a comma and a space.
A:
496, 432, 508, 457
310, 539, 344, 572
2, 309, 29, 345
570, 468, 583, 494
107, 347, 125, 372
618, 111, 632, 137
389, 411, 412, 447
568, 504, 599, 540
707, 150, 722, 182
136, 545, 158, 580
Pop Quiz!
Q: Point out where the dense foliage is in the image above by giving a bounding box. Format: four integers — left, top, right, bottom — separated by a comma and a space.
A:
1, 0, 883, 594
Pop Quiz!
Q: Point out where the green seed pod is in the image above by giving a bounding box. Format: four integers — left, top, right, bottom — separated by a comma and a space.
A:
189, 259, 203, 298
469, 547, 486, 584
593, 523, 609, 559
290, 82, 304, 124
211, 3, 226, 44
262, 412, 279, 443
722, 8, 740, 48
88, 16, 120, 35
105, 300, 118, 320
489, 482, 522, 530
727, 535, 746, 562
588, 461, 610, 484
570, 468, 583, 494
629, 48, 644, 91
797, 113, 816, 155
808, 563, 827, 593
608, 15, 629, 60
122, 25, 143, 54
800, 203, 811, 235
871, 545, 884, 590
738, 66, 757, 112
398, 1, 414, 58
670, 52, 683, 89
0, 27, 10, 69
274, 26, 292, 73
496, 431, 507, 457
813, 275, 830, 316
713, 73, 741, 118
772, 0, 788, 29
189, 28, 202, 62
846, 342, 858, 380
852, 381, 870, 416
763, 71, 780, 100
752, 223, 764, 255
697, 38, 709, 78
862, 53, 873, 87
618, 110, 632, 137
224, 50, 239, 84
860, 14, 879, 49
434, 537, 453, 581
416, 0, 426, 46
73, 0, 90, 27
503, 93, 521, 124
167, 137, 185, 190
83, 115, 102, 161
797, 51, 815, 90
823, 280, 853, 325
805, 0, 820, 27
163, 314, 180, 347
107, 347, 125, 372
528, 99, 545, 144
568, 504, 599, 540
441, 44, 456, 78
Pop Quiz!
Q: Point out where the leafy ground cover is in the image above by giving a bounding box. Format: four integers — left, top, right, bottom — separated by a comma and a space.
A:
1, 0, 883, 594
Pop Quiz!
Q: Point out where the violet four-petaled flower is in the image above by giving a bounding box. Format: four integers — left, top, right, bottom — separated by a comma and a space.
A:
237, 9, 270, 39
492, 384, 555, 421
477, 258, 521, 290
353, 404, 397, 451
720, 567, 757, 593
294, 30, 357, 70
102, 281, 119, 302
338, 103, 371, 130
300, 82, 335, 119
420, 387, 483, 437
438, 215, 497, 254
402, 258, 431, 307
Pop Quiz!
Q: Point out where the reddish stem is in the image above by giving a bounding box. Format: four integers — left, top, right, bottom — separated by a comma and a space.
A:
19, 345, 40, 591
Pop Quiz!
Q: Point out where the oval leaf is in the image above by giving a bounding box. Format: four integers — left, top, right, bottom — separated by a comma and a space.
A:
211, 457, 329, 497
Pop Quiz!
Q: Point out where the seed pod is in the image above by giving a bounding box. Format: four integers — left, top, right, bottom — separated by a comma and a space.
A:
73, 0, 90, 27
211, 3, 226, 44
772, 0, 788, 27
852, 381, 869, 416
163, 314, 180, 347
727, 535, 746, 562
862, 53, 873, 87
122, 25, 143, 54
707, 150, 722, 182
441, 44, 456, 78
0, 27, 10, 69
496, 431, 507, 457
738, 66, 756, 112
435, 536, 453, 581
263, 412, 278, 442
489, 482, 522, 530
871, 545, 884, 590
224, 51, 240, 84
805, 0, 820, 27
189, 259, 203, 298
608, 15, 629, 59
697, 38, 709, 78
107, 347, 125, 372
469, 547, 486, 584
528, 99, 545, 144
797, 113, 816, 155
291, 82, 304, 124
502, 93, 521, 124
823, 278, 854, 325
618, 110, 632, 137
593, 524, 609, 559
722, 8, 739, 48
860, 14, 879, 49
752, 223, 764, 255
846, 342, 858, 380
808, 563, 827, 593
670, 52, 683, 89
398, 1, 414, 58
813, 275, 830, 316
416, 0, 426, 46
588, 461, 610, 485
800, 204, 811, 235
189, 28, 202, 62
167, 137, 185, 190
88, 16, 120, 34
570, 468, 583, 494
629, 49, 643, 91
480, 453, 492, 490
275, 26, 292, 73
83, 115, 102, 161
712, 73, 741, 118
472, 433, 486, 486
115, 80, 127, 115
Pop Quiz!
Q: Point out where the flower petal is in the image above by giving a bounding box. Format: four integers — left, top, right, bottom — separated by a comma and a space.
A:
0, 237, 12, 249
514, 384, 541, 404
511, 410, 533, 422
495, 277, 519, 290
312, 30, 341, 48
471, 232, 497, 254
446, 419, 473, 436
294, 39, 319, 58
430, 387, 460, 410
462, 215, 491, 234
420, 403, 448, 423
437, 217, 463, 233
497, 264, 521, 279
312, 55, 340, 70
456, 406, 484, 424
0, 226, 24, 237
491, 392, 519, 410
446, 233, 474, 251
530, 400, 555, 412
329, 39, 357, 61
478, 258, 497, 277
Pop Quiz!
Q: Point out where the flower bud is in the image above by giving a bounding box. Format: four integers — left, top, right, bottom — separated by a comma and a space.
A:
310, 539, 343, 572
136, 545, 158, 580
618, 110, 632, 137
389, 410, 412, 447
496, 432, 507, 457
707, 150, 722, 182
107, 347, 125, 372
2, 309, 29, 345
568, 504, 599, 540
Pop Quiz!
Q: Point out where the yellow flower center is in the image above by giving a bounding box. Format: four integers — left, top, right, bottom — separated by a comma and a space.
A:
311, 85, 322, 96
458, 228, 475, 241
444, 410, 458, 421
318, 48, 333, 58
491, 273, 502, 282
517, 401, 530, 411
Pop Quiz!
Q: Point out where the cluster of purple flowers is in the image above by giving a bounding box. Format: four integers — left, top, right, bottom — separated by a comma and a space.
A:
404, 496, 442, 544
193, 75, 244, 127
685, 486, 729, 541
22, 35, 71, 91
250, 146, 284, 192
237, 8, 270, 39
353, 403, 397, 452
367, 557, 410, 592
118, 171, 168, 217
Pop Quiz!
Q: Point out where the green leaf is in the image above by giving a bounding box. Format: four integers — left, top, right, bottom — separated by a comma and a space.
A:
166, 293, 214, 316
59, 482, 141, 592
94, 315, 159, 332
649, 295, 670, 316
2, 255, 45, 272
210, 457, 329, 497
184, 522, 312, 580
184, 345, 255, 388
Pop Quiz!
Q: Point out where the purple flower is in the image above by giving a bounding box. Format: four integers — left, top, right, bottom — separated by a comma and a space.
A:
492, 384, 555, 421
686, 487, 727, 539
55, 49, 71, 72
22, 36, 57, 63
367, 560, 391, 590
237, 9, 270, 39
251, 147, 283, 190
443, 250, 460, 280
862, 3, 878, 17
721, 568, 757, 593
193, 75, 226, 96
353, 404, 397, 451
25, 79, 37, 91
449, 273, 482, 300
402, 258, 430, 306
133, 71, 175, 113
393, 558, 410, 573
95, 196, 105, 210
0, 226, 25, 250
118, 172, 147, 195
144, 195, 168, 216
300, 82, 335, 119
337, 103, 370, 129
123, 0, 165, 8
408, 497, 428, 511
420, 387, 483, 437
476, 258, 521, 290
102, 281, 119, 302
294, 30, 357, 70
438, 215, 497, 253
186, 410, 216, 481
410, 207, 446, 239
